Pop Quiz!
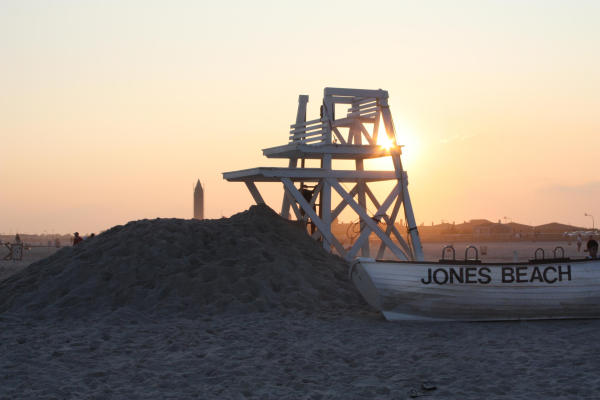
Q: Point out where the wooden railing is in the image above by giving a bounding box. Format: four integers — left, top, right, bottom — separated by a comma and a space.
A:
347, 98, 378, 119
289, 117, 326, 144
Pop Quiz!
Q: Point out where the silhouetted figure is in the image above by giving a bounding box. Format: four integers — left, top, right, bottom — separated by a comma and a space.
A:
73, 232, 83, 246
89, 233, 95, 238
14, 234, 21, 244
586, 239, 598, 259
577, 234, 583, 252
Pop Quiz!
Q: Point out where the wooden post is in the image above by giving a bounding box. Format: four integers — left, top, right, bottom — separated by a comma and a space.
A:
319, 96, 335, 251
380, 98, 424, 261
352, 114, 369, 257
281, 94, 309, 219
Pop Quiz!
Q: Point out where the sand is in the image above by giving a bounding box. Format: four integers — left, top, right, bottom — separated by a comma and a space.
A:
0, 246, 60, 282
2, 205, 600, 399
0, 205, 366, 318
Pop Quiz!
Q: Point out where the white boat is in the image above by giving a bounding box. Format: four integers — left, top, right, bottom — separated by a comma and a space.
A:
350, 247, 600, 321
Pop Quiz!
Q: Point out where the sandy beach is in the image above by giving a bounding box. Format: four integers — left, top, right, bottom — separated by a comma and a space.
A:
3, 310, 600, 399
2, 206, 600, 399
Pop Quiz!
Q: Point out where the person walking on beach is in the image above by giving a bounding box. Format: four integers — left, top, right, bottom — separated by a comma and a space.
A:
586, 239, 598, 259
73, 232, 83, 246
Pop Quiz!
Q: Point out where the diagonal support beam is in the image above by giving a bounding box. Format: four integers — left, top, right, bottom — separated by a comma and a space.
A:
310, 182, 323, 207
283, 188, 303, 221
375, 193, 406, 259
364, 184, 413, 257
328, 179, 408, 261
311, 183, 358, 241
345, 183, 405, 260
359, 124, 376, 145
331, 127, 347, 144
281, 178, 346, 257
245, 182, 265, 205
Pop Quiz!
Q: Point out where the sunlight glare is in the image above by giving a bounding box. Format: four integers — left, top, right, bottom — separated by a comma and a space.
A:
377, 134, 395, 150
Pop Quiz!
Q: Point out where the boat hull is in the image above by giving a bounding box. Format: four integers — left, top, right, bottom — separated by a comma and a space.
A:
350, 258, 600, 321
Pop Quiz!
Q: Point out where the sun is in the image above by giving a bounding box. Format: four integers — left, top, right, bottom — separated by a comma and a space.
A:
377, 134, 395, 150
375, 118, 420, 162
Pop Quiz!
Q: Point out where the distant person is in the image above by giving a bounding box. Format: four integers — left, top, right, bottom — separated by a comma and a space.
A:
586, 239, 598, 259
73, 232, 83, 246
14, 234, 21, 244
89, 233, 95, 238
577, 234, 583, 252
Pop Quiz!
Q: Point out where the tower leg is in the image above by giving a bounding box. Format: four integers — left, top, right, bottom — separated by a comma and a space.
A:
281, 95, 309, 220
281, 157, 297, 218
380, 101, 424, 261
321, 155, 332, 251
352, 119, 370, 257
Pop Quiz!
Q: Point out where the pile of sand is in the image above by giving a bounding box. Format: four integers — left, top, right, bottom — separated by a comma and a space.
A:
0, 205, 366, 318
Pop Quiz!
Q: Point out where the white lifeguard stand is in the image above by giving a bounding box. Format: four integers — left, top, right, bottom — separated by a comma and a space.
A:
223, 87, 424, 261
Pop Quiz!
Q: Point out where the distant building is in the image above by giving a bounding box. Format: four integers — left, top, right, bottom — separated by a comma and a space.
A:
194, 179, 204, 220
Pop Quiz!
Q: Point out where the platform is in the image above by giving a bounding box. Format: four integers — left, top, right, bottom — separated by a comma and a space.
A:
262, 143, 393, 160
223, 167, 400, 182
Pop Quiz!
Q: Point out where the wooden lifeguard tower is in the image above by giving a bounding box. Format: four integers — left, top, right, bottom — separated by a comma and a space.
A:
223, 87, 424, 261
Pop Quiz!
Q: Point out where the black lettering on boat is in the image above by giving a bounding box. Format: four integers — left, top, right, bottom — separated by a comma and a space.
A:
530, 267, 543, 283
421, 268, 432, 285
433, 269, 449, 284
465, 267, 477, 284
502, 267, 514, 283
478, 267, 491, 284
449, 268, 464, 283
558, 265, 572, 282
543, 266, 557, 283
422, 264, 572, 286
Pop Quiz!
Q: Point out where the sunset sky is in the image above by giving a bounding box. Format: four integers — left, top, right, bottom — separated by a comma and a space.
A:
2, 0, 600, 234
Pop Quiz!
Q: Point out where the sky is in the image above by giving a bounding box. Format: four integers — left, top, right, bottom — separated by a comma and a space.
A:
1, 0, 600, 234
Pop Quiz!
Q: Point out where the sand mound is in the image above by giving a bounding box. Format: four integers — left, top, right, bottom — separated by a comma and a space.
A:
0, 205, 366, 318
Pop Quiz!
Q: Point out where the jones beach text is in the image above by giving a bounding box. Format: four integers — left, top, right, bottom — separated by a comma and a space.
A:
420, 265, 572, 285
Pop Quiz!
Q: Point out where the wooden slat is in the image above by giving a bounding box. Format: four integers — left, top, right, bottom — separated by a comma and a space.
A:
290, 128, 325, 137
348, 102, 377, 113
290, 117, 322, 129
295, 134, 325, 142
355, 97, 377, 105
295, 137, 325, 145
348, 111, 378, 119
289, 129, 325, 140
324, 87, 388, 98
290, 122, 323, 134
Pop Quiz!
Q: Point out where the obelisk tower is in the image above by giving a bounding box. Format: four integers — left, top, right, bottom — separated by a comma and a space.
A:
193, 179, 204, 219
